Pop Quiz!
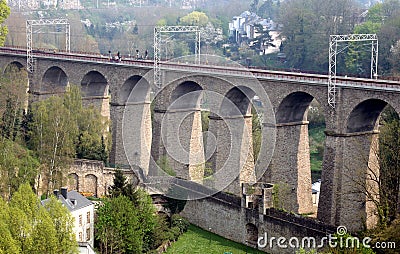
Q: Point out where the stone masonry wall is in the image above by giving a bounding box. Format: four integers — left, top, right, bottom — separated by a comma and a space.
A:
181, 195, 336, 254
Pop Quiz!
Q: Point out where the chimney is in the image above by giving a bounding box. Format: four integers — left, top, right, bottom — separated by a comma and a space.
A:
53, 189, 59, 198
61, 187, 68, 199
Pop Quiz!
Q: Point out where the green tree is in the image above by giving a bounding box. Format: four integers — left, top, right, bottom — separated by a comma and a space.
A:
279, 0, 358, 71
95, 196, 143, 254
258, 0, 280, 20
379, 107, 400, 225
0, 66, 28, 141
76, 106, 109, 162
108, 169, 135, 199
107, 170, 156, 252
250, 24, 274, 55
0, 139, 39, 200
64, 85, 110, 162
180, 11, 209, 26
0, 0, 10, 46
0, 198, 19, 254
6, 183, 78, 254
43, 196, 78, 254
29, 96, 77, 196
163, 185, 187, 214
350, 107, 400, 227
345, 1, 400, 76
250, 0, 259, 13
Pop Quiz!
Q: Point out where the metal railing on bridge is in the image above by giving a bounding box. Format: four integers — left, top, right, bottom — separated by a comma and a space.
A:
0, 46, 399, 92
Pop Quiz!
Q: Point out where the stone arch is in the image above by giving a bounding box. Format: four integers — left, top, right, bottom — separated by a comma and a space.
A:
111, 75, 152, 170
346, 99, 388, 133
81, 71, 108, 97
84, 174, 98, 197
3, 61, 24, 73
67, 173, 79, 191
318, 98, 400, 232
80, 71, 110, 120
41, 66, 68, 93
206, 86, 260, 195
245, 223, 258, 244
170, 81, 203, 109
150, 80, 205, 181
269, 91, 323, 214
220, 86, 256, 117
119, 75, 150, 104
275, 91, 315, 124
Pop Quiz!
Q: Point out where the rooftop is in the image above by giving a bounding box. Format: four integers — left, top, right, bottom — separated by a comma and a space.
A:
42, 188, 93, 212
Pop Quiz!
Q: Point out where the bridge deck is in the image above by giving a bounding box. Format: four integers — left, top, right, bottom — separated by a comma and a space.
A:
1, 46, 399, 92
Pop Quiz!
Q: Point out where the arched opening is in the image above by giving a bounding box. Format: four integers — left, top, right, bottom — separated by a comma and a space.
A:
170, 81, 203, 109
245, 223, 258, 245
81, 71, 108, 97
41, 66, 68, 93
273, 92, 326, 215
308, 100, 326, 212
221, 86, 255, 116
1, 62, 29, 127
67, 173, 79, 191
340, 99, 400, 229
275, 92, 314, 123
346, 99, 387, 133
84, 174, 98, 197
111, 75, 151, 170
81, 71, 109, 121
154, 81, 204, 181
205, 86, 259, 195
4, 61, 24, 73
120, 75, 150, 104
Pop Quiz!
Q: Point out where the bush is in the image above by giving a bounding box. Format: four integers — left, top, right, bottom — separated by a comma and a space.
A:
169, 226, 182, 241
171, 214, 189, 234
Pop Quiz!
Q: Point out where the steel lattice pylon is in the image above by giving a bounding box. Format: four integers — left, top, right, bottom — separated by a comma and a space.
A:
328, 34, 378, 108
154, 26, 201, 88
26, 19, 70, 73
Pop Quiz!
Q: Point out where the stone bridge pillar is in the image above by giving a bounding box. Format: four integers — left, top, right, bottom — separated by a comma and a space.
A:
156, 108, 205, 182
206, 113, 255, 196
110, 101, 152, 173
150, 109, 166, 174
269, 121, 313, 214
82, 95, 110, 119
318, 131, 379, 232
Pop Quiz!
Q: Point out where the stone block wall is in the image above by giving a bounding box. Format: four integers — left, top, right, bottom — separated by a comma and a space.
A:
181, 194, 336, 254
67, 159, 138, 197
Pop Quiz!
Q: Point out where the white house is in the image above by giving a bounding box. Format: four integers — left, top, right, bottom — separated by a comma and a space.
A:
229, 11, 275, 43
43, 187, 95, 254
312, 179, 321, 205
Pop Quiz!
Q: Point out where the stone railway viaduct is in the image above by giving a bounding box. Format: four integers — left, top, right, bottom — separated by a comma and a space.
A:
1, 48, 399, 252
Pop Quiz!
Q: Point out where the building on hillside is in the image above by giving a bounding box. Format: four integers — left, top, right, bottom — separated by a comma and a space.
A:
229, 11, 277, 44
42, 187, 95, 254
312, 179, 321, 205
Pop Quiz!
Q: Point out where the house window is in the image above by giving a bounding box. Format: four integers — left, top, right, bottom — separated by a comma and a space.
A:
79, 232, 83, 241
87, 211, 90, 224
79, 215, 82, 226
86, 228, 90, 241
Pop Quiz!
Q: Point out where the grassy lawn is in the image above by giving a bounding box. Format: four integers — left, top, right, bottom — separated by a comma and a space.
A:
165, 224, 266, 254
